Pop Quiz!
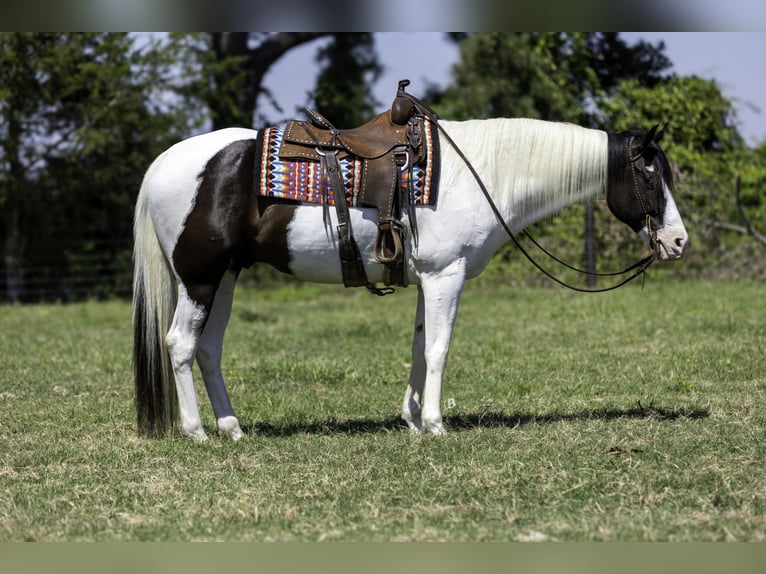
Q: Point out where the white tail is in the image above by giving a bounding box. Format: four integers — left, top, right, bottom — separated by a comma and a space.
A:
132, 174, 178, 437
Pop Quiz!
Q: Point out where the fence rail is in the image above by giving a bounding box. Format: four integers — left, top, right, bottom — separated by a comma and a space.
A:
1, 239, 133, 302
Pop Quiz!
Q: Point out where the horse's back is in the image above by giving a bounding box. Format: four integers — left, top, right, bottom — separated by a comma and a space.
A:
154, 128, 259, 179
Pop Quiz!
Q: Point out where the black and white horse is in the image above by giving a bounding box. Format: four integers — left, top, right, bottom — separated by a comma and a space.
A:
133, 118, 688, 441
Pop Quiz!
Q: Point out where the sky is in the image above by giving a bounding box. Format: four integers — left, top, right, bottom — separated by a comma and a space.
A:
261, 33, 766, 146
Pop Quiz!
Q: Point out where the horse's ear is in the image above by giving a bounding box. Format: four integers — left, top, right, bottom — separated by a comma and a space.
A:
630, 125, 658, 158
638, 124, 659, 150
654, 121, 669, 144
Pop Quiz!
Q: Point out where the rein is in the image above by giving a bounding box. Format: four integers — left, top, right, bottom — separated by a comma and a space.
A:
401, 92, 657, 294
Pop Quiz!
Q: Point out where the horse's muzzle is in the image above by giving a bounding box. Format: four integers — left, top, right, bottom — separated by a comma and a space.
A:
655, 226, 689, 260
639, 224, 688, 261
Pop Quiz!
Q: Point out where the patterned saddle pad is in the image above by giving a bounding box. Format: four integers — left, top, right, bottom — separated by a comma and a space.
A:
254, 117, 440, 207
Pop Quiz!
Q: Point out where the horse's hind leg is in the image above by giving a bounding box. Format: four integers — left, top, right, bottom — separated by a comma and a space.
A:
402, 286, 426, 432
196, 270, 244, 440
166, 285, 211, 441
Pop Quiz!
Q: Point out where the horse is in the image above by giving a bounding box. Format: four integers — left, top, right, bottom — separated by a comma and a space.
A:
132, 116, 688, 441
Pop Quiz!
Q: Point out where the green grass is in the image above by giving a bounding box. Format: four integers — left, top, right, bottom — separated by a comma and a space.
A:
0, 279, 764, 541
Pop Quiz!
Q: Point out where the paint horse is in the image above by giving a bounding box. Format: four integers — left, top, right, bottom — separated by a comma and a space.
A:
133, 102, 688, 441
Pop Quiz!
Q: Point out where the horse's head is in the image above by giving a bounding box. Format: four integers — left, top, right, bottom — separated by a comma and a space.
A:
606, 125, 688, 261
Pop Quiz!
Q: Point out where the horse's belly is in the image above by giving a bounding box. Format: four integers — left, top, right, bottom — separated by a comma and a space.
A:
282, 203, 496, 285
285, 205, 387, 284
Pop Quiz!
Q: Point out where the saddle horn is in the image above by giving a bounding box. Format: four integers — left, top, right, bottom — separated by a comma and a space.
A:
390, 79, 415, 125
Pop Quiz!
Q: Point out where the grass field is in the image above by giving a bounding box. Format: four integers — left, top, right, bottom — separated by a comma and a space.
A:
0, 279, 764, 541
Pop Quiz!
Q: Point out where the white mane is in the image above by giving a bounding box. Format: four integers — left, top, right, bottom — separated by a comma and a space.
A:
440, 118, 608, 225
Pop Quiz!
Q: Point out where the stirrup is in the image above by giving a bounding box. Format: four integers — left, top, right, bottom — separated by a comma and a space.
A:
374, 219, 405, 265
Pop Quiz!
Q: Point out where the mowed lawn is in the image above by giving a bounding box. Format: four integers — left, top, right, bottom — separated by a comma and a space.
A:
0, 279, 764, 541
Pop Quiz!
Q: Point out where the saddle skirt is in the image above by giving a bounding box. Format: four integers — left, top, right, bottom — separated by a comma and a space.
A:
254, 116, 440, 209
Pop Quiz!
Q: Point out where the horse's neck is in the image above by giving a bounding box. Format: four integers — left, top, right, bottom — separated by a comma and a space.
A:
442, 118, 608, 230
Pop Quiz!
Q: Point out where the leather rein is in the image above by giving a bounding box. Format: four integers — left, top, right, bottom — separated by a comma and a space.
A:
401, 92, 659, 294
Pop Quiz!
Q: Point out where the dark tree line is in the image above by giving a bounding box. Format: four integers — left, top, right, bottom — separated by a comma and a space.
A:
1, 33, 763, 301
0, 32, 379, 301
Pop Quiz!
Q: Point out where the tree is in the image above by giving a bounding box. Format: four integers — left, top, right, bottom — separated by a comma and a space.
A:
0, 33, 192, 301
311, 33, 382, 128
176, 32, 332, 130
435, 33, 583, 122
434, 33, 672, 125
174, 33, 384, 131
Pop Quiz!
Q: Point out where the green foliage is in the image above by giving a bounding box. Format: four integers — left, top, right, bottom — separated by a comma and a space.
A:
740, 142, 766, 232
171, 32, 258, 130
0, 33, 197, 301
174, 33, 334, 130
436, 33, 583, 122
600, 76, 743, 162
435, 33, 671, 125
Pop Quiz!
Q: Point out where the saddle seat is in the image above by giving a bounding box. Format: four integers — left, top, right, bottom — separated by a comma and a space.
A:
281, 108, 419, 161
280, 79, 420, 161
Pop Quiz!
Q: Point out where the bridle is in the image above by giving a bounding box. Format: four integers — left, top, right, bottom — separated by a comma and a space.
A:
399, 91, 660, 293
627, 135, 663, 256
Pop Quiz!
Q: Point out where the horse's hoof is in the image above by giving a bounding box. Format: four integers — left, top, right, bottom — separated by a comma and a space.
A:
182, 429, 209, 442
423, 420, 447, 435
217, 416, 244, 441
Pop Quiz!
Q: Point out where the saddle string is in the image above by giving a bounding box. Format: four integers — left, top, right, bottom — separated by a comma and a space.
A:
398, 91, 656, 293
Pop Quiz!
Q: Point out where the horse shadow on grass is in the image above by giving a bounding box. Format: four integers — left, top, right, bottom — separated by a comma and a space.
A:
240, 402, 709, 438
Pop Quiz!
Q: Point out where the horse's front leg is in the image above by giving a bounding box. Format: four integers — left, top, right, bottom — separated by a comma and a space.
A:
418, 263, 466, 435
402, 285, 426, 432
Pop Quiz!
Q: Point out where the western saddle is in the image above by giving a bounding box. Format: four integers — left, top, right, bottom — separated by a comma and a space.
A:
278, 80, 430, 293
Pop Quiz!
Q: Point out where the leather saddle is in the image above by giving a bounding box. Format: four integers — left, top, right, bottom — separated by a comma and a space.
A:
278, 80, 427, 292
281, 107, 422, 161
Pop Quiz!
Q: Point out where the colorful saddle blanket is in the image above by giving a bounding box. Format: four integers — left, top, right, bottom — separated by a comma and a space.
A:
255, 117, 440, 207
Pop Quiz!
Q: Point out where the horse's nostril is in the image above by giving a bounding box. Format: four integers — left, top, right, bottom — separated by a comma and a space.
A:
673, 235, 690, 255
